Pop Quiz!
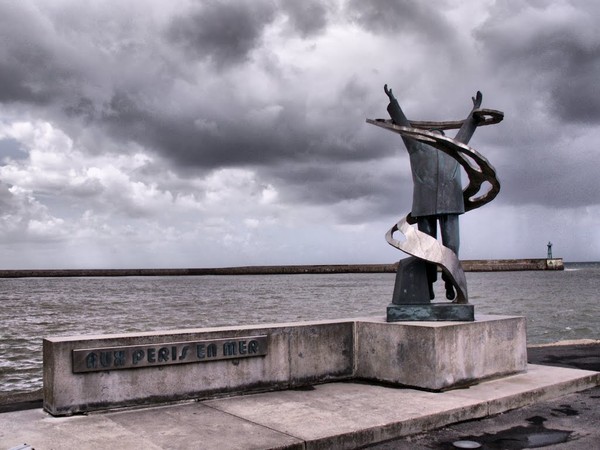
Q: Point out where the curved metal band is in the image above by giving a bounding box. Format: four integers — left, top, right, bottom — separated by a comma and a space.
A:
365, 120, 500, 212
396, 127, 500, 212
367, 116, 502, 304
372, 108, 504, 131
385, 217, 468, 303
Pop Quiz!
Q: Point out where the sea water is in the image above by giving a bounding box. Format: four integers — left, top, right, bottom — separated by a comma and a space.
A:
1, 262, 598, 394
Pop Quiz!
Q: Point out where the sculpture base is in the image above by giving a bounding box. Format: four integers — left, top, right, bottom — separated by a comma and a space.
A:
387, 303, 474, 322
392, 256, 431, 304
357, 315, 527, 390
44, 315, 525, 414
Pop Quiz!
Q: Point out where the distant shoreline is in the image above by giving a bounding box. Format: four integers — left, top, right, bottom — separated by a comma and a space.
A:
0, 258, 564, 278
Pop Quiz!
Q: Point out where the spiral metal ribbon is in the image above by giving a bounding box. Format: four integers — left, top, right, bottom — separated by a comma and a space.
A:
367, 109, 503, 304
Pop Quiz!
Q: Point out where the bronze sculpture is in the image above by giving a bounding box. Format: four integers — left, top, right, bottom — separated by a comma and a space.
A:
367, 85, 503, 320
386, 85, 484, 301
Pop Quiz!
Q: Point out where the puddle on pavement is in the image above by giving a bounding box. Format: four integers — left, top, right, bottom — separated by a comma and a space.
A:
439, 415, 575, 449
551, 404, 578, 417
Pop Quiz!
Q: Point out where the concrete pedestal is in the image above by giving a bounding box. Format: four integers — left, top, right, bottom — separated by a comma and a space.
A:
44, 315, 527, 415
356, 315, 527, 391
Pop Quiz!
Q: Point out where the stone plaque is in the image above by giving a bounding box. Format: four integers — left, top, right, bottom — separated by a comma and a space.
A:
72, 335, 268, 373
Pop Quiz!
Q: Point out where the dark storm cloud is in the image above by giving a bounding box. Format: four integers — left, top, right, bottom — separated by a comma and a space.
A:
101, 97, 389, 171
549, 48, 600, 123
0, 2, 115, 122
168, 0, 332, 67
2, 0, 598, 220
468, 1, 600, 212
475, 2, 600, 123
167, 0, 277, 68
94, 71, 393, 173
279, 0, 330, 37
2, 0, 599, 266
0, 61, 48, 105
0, 4, 56, 105
0, 2, 377, 174
346, 0, 454, 41
267, 149, 414, 224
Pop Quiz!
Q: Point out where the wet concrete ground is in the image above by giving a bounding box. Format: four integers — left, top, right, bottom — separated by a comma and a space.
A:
1, 342, 598, 449
365, 342, 600, 449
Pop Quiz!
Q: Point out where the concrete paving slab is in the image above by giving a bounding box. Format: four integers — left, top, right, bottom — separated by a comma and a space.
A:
203, 365, 599, 449
204, 383, 488, 449
0, 402, 303, 450
365, 385, 600, 449
1, 364, 598, 450
107, 402, 303, 450
0, 408, 161, 450
448, 364, 600, 415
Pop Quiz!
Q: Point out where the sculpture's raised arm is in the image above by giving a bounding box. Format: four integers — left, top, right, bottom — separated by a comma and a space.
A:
454, 91, 483, 145
385, 84, 420, 153
385, 84, 411, 127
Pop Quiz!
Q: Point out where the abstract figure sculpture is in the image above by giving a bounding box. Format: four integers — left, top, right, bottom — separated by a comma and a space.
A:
367, 85, 503, 321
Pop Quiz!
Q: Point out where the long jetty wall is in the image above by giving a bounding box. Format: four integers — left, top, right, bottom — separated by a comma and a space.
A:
0, 259, 563, 278
462, 258, 564, 271
0, 264, 396, 278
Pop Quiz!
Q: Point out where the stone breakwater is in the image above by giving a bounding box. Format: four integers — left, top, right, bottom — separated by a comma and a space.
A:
462, 258, 564, 271
0, 264, 395, 278
0, 259, 563, 278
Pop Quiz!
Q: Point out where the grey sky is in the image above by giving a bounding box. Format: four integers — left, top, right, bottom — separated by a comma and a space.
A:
0, 0, 598, 269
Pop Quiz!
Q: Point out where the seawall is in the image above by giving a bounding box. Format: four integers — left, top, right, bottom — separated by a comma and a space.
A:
0, 258, 563, 278
462, 258, 564, 272
0, 264, 395, 278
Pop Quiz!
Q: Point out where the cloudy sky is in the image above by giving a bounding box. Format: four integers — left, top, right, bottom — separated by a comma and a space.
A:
0, 0, 598, 269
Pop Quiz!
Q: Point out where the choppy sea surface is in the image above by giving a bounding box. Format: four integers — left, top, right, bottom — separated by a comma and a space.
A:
1, 262, 599, 394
